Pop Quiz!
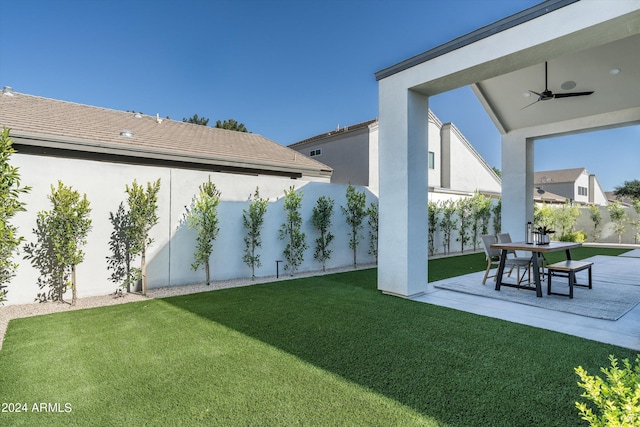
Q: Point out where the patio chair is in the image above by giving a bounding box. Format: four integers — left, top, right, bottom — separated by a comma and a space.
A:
481, 234, 532, 285
497, 232, 545, 281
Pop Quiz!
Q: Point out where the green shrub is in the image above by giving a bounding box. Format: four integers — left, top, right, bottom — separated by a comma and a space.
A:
560, 230, 587, 243
575, 354, 640, 426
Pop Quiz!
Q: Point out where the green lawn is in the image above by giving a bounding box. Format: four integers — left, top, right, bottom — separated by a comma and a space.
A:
0, 247, 635, 426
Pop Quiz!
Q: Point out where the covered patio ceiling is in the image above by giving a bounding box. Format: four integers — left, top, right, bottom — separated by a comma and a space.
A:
473, 33, 640, 134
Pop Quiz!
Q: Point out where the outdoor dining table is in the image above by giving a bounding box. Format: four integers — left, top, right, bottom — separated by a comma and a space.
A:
490, 241, 582, 297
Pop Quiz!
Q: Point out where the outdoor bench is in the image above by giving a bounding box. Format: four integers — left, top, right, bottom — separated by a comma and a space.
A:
546, 260, 593, 299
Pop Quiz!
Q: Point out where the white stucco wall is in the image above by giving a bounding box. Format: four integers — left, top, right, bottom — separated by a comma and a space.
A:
443, 124, 501, 195
574, 170, 591, 204
7, 153, 376, 305
575, 205, 640, 244
367, 122, 379, 196
589, 175, 608, 206
291, 128, 371, 188
427, 118, 442, 188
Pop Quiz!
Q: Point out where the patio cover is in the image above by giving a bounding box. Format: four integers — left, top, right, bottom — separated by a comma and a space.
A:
375, 0, 640, 297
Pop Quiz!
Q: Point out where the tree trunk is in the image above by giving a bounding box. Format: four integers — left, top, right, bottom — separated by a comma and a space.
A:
71, 264, 77, 306
251, 242, 255, 280
353, 233, 357, 268
141, 244, 147, 296
125, 251, 131, 293
205, 259, 210, 286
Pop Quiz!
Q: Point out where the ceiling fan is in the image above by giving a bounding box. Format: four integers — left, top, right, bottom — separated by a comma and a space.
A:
522, 61, 594, 109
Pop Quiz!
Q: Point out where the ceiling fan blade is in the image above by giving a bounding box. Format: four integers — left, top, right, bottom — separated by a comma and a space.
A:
520, 98, 540, 110
553, 91, 594, 98
523, 61, 593, 109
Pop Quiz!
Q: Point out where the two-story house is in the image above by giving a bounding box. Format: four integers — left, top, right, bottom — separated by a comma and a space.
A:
534, 168, 608, 206
289, 110, 502, 200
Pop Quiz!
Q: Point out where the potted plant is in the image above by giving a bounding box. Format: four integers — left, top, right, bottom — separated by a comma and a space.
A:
535, 225, 554, 245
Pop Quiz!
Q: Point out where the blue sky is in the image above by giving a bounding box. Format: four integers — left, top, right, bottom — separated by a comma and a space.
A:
1, 0, 637, 191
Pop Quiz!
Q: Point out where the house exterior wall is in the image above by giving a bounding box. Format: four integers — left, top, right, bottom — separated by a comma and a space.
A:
7, 153, 376, 306
589, 175, 609, 206
573, 169, 591, 204
367, 122, 379, 195
441, 123, 501, 195
428, 118, 442, 188
291, 114, 500, 198
293, 127, 371, 188
541, 182, 577, 201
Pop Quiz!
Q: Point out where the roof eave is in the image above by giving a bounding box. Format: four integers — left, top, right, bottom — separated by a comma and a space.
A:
374, 0, 579, 81
11, 131, 333, 178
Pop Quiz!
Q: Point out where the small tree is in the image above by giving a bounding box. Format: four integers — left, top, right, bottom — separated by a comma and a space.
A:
341, 184, 367, 268
607, 201, 627, 244
243, 187, 268, 279
555, 202, 580, 241
428, 201, 440, 256
106, 202, 140, 294
470, 192, 492, 251
631, 200, 640, 244
311, 196, 335, 271
24, 181, 92, 306
588, 205, 603, 242
367, 201, 379, 265
0, 127, 31, 303
126, 179, 161, 295
279, 186, 307, 275
24, 211, 67, 303
456, 197, 472, 254
439, 199, 457, 255
185, 177, 221, 286
492, 198, 502, 235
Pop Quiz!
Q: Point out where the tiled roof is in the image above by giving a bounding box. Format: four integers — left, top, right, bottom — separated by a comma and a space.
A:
534, 168, 587, 184
0, 89, 332, 178
288, 119, 378, 148
533, 188, 567, 203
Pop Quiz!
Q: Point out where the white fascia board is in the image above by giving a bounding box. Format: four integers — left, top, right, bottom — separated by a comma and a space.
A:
379, 2, 640, 96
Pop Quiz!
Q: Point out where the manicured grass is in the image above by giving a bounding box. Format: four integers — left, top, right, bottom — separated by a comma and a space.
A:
0, 248, 635, 426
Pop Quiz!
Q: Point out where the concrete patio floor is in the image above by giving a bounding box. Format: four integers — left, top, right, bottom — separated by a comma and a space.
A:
413, 252, 640, 351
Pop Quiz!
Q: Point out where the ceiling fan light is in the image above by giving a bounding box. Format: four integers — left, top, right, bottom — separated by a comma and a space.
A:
609, 68, 621, 75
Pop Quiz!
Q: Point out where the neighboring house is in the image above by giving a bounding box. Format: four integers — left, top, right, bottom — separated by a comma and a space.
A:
0, 89, 379, 305
534, 168, 608, 206
605, 191, 634, 207
289, 110, 502, 199
533, 187, 567, 204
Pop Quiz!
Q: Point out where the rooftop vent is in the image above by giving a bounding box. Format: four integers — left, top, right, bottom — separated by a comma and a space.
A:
2, 86, 14, 96
134, 112, 142, 118
120, 130, 134, 138
156, 113, 163, 124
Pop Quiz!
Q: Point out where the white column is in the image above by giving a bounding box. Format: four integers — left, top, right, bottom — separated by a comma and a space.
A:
378, 81, 429, 298
501, 133, 534, 239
